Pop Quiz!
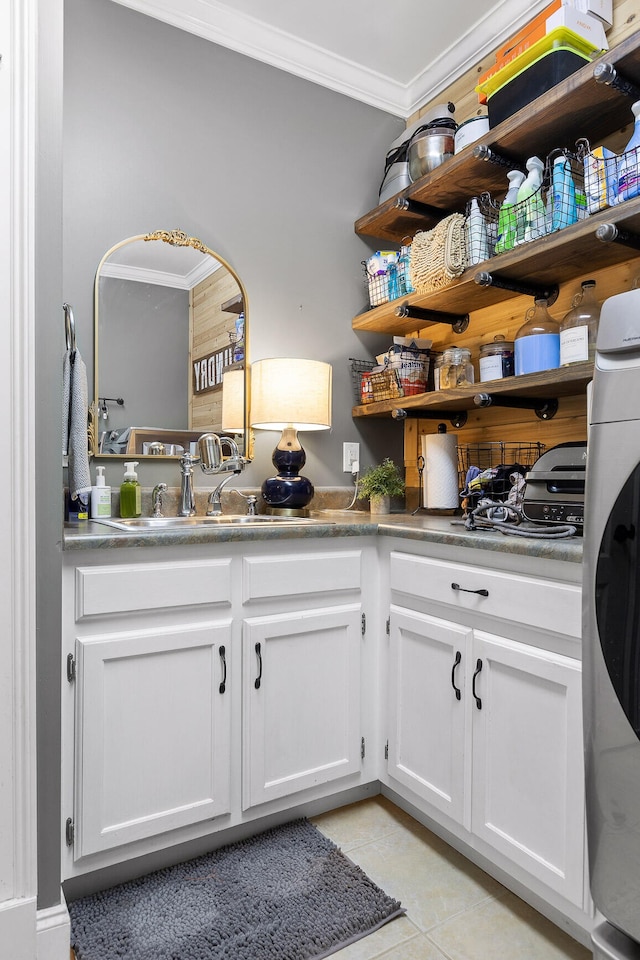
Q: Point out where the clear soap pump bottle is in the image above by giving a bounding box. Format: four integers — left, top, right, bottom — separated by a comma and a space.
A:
120, 461, 141, 518
559, 280, 601, 365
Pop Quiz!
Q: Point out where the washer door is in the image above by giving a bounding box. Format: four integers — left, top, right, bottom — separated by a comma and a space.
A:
596, 463, 640, 740
588, 461, 640, 944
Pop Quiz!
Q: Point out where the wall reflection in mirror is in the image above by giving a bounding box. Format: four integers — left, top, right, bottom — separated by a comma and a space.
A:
94, 229, 249, 459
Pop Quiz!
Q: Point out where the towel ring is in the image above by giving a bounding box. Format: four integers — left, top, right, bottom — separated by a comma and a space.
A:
63, 302, 76, 354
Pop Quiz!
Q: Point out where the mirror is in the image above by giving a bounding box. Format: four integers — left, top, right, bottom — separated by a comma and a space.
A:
93, 229, 249, 459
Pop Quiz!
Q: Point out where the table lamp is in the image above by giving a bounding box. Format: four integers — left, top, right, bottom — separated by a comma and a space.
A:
250, 358, 332, 514
221, 368, 245, 434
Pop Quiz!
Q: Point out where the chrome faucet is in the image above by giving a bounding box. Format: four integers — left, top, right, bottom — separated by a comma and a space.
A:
178, 452, 198, 516
206, 437, 244, 516
178, 434, 245, 517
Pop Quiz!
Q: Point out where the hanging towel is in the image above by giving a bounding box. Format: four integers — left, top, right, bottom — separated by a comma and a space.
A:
63, 348, 92, 500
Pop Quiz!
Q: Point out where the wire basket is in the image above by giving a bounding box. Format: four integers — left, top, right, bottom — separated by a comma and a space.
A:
350, 358, 376, 405
370, 367, 404, 402
493, 146, 586, 254
465, 192, 500, 265
458, 441, 545, 511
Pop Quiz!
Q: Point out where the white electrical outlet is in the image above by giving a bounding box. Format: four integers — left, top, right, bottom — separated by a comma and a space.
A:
343, 442, 360, 472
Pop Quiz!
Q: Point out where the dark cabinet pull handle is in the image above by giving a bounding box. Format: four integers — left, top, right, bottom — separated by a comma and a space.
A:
451, 650, 462, 700
219, 645, 227, 695
472, 658, 483, 709
254, 641, 262, 689
451, 581, 489, 597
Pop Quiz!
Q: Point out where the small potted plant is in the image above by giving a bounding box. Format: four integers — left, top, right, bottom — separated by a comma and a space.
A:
357, 457, 405, 515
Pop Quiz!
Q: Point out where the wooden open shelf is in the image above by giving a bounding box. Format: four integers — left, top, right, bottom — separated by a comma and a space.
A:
352, 362, 593, 419
353, 196, 640, 335
355, 31, 640, 244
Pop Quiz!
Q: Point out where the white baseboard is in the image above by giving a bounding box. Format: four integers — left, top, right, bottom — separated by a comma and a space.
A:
37, 897, 70, 960
0, 898, 37, 960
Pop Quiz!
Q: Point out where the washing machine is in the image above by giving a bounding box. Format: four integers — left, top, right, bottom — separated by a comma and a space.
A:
584, 288, 640, 959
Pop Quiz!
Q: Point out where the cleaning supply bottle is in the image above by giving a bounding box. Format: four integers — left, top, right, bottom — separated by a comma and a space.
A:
90, 465, 112, 518
466, 197, 489, 264
551, 154, 578, 231
495, 170, 525, 253
560, 279, 601, 365
516, 156, 546, 244
618, 100, 640, 202
514, 298, 560, 375
397, 244, 414, 295
120, 461, 141, 518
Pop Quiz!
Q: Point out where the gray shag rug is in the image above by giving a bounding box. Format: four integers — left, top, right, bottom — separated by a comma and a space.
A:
68, 818, 404, 960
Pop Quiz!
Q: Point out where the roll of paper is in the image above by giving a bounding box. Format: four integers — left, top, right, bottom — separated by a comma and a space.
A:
422, 432, 459, 509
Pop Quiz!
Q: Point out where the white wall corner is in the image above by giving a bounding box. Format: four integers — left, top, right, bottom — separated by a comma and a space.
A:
37, 898, 71, 960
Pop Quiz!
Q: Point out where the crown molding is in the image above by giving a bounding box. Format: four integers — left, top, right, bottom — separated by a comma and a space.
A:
100, 257, 219, 289
108, 0, 551, 119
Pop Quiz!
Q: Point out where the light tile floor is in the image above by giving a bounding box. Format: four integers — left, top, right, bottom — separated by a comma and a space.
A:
311, 796, 592, 960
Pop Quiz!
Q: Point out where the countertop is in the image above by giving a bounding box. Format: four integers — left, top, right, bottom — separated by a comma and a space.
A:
62, 511, 583, 565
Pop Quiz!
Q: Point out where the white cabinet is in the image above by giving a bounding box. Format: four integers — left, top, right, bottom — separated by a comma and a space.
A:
62, 540, 374, 878
75, 621, 231, 858
242, 604, 363, 809
62, 553, 235, 871
470, 629, 583, 904
386, 547, 585, 909
388, 606, 470, 823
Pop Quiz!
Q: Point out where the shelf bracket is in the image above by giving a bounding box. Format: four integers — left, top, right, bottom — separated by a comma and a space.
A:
473, 392, 558, 420
474, 270, 559, 306
392, 407, 468, 429
595, 223, 640, 251
472, 144, 525, 171
395, 301, 470, 334
394, 197, 451, 221
593, 62, 640, 102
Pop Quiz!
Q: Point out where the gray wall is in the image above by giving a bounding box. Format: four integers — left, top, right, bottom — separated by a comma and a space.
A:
36, 0, 403, 908
63, 0, 405, 496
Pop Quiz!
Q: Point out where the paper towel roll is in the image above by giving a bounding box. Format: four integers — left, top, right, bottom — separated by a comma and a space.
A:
422, 432, 459, 509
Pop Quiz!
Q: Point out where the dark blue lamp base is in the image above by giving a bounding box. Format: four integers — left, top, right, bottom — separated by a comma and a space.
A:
261, 434, 314, 512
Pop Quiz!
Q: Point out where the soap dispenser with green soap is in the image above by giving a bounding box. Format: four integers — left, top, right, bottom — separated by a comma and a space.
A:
120, 461, 141, 518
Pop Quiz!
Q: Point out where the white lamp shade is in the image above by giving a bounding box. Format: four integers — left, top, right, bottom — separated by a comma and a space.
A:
250, 358, 332, 431
221, 368, 245, 433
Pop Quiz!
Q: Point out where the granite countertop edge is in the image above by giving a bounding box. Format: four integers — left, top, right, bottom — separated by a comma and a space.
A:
62, 512, 583, 564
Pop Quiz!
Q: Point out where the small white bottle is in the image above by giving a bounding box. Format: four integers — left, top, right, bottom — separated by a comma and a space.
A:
90, 465, 112, 518
466, 198, 489, 265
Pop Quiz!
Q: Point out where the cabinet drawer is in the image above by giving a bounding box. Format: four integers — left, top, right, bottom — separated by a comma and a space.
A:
75, 559, 232, 620
242, 550, 361, 602
390, 551, 581, 638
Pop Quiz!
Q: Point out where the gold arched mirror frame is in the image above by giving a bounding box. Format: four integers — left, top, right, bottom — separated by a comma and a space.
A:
92, 229, 250, 460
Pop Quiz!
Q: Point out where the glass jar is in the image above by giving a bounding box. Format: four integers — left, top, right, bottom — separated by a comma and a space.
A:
431, 352, 444, 390
440, 347, 474, 389
479, 335, 514, 381
514, 299, 560, 375
559, 279, 601, 365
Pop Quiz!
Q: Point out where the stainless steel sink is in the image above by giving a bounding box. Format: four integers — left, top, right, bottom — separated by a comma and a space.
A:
93, 514, 322, 530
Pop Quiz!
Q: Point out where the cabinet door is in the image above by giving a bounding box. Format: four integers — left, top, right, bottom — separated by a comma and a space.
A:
470, 630, 584, 906
74, 621, 231, 859
243, 604, 362, 809
387, 605, 471, 824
